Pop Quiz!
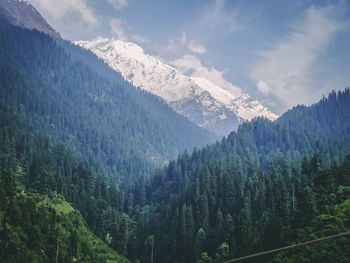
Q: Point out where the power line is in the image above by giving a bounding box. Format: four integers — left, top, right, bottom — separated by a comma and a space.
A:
223, 231, 350, 263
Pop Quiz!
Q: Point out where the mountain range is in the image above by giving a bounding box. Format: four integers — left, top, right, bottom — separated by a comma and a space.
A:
1, 0, 278, 136
0, 0, 216, 182
76, 38, 278, 136
1, 1, 349, 263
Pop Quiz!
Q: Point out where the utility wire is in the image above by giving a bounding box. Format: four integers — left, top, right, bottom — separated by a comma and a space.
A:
223, 230, 350, 263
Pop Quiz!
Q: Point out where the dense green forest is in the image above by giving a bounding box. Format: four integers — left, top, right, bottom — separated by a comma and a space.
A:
126, 90, 350, 262
0, 17, 215, 186
0, 18, 212, 262
0, 167, 133, 263
137, 154, 350, 263
0, 169, 129, 263
0, 101, 141, 260
0, 14, 350, 263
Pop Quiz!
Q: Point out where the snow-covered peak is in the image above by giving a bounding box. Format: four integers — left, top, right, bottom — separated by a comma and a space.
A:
76, 38, 197, 102
75, 38, 278, 135
88, 37, 146, 60
191, 77, 237, 107
192, 77, 277, 121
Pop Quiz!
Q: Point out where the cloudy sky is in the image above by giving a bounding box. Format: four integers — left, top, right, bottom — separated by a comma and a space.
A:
29, 0, 350, 114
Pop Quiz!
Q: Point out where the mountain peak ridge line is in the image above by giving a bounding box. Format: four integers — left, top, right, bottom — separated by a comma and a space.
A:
75, 37, 278, 136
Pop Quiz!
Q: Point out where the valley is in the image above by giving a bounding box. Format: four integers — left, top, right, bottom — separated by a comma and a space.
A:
0, 1, 349, 263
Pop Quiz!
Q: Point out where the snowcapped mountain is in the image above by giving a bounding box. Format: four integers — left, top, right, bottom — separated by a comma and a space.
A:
75, 38, 278, 136
0, 0, 60, 38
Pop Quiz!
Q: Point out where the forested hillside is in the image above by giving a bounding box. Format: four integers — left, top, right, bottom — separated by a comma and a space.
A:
0, 16, 214, 262
126, 90, 350, 262
1, 5, 350, 263
0, 169, 129, 263
1, 74, 348, 262
0, 100, 144, 259
0, 17, 215, 186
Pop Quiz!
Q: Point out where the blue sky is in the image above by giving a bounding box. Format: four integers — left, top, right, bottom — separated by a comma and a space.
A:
29, 0, 350, 114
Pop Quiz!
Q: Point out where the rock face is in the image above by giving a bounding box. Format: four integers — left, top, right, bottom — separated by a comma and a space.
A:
0, 0, 61, 38
75, 38, 278, 136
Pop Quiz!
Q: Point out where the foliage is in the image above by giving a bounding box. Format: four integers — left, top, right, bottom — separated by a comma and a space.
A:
0, 17, 215, 186
0, 18, 214, 261
0, 99, 147, 260
271, 190, 350, 262
1, 14, 350, 263
128, 90, 350, 262
0, 170, 129, 263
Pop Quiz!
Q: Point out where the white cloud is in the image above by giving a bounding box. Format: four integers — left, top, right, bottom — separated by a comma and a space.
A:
199, 0, 241, 35
169, 54, 201, 72
212, 0, 240, 32
131, 34, 150, 44
256, 80, 271, 95
170, 54, 242, 96
29, 0, 100, 39
110, 18, 128, 41
31, 0, 98, 27
188, 40, 207, 54
251, 5, 346, 108
107, 0, 128, 11
163, 32, 186, 53
164, 31, 207, 55
109, 18, 150, 45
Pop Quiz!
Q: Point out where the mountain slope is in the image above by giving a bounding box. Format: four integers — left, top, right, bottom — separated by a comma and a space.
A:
127, 89, 350, 262
0, 0, 60, 38
0, 171, 129, 262
0, 17, 215, 184
0, 99, 133, 257
75, 38, 278, 136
